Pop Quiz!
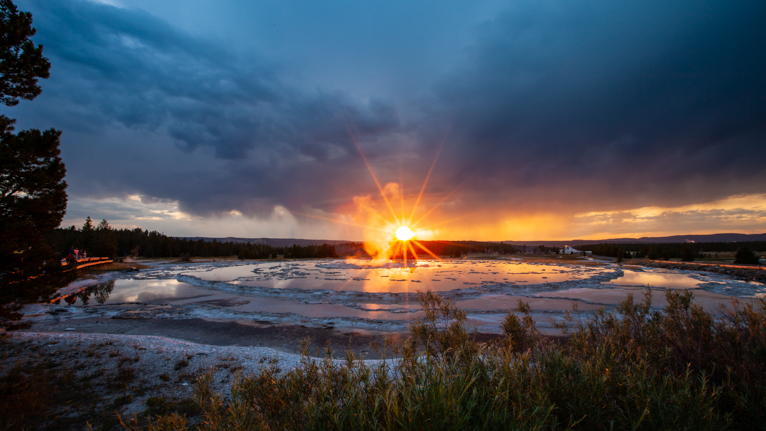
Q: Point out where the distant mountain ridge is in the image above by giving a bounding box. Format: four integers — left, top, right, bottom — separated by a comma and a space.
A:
502, 233, 766, 247
180, 233, 766, 248
180, 237, 355, 247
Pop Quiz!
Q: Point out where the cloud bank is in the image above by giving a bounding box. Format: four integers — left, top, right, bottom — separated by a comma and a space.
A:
8, 0, 766, 239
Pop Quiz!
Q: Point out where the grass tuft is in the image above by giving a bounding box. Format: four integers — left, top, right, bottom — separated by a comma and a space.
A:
120, 289, 766, 430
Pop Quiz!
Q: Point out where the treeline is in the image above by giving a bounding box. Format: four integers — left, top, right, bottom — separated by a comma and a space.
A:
413, 242, 563, 257
405, 241, 520, 258
236, 243, 337, 259
578, 241, 765, 262
340, 241, 526, 258
44, 218, 338, 260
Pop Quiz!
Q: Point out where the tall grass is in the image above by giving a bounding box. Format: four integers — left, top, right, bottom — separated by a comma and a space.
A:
123, 290, 766, 430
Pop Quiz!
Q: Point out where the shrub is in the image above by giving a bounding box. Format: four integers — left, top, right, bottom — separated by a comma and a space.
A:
501, 298, 541, 352
735, 246, 760, 264
113, 394, 133, 407
115, 365, 136, 383
409, 290, 474, 360
121, 290, 766, 430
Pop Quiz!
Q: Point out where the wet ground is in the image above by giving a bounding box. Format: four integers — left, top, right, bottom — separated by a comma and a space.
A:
17, 257, 765, 352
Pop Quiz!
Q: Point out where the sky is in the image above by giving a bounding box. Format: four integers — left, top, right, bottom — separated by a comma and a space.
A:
6, 0, 766, 241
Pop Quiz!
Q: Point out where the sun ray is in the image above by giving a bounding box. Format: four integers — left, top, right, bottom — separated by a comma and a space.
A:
345, 122, 401, 225
292, 123, 461, 265
293, 211, 389, 233
415, 210, 480, 231
412, 239, 441, 260
390, 241, 399, 259
408, 133, 447, 225
411, 182, 464, 228
333, 266, 372, 292
399, 165, 405, 227
406, 241, 420, 261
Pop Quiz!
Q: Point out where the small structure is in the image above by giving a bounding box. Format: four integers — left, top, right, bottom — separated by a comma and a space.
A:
61, 256, 113, 269
560, 245, 592, 255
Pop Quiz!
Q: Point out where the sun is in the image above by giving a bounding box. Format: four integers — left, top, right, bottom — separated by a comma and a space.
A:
395, 226, 415, 241
294, 125, 457, 264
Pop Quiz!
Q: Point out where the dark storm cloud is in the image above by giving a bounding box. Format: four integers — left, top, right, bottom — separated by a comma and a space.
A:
34, 0, 400, 156
16, 0, 401, 215
425, 0, 766, 213
9, 0, 766, 228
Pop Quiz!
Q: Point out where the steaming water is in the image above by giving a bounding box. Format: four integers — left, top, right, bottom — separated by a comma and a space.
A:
607, 270, 701, 289
53, 259, 765, 334
181, 260, 599, 293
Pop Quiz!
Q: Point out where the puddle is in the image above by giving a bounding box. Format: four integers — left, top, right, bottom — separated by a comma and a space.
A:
48, 259, 766, 334
606, 270, 702, 289
358, 303, 422, 311
55, 279, 209, 306
455, 295, 602, 311
181, 260, 602, 293
228, 299, 418, 320
53, 277, 422, 321
606, 269, 764, 297
535, 287, 753, 312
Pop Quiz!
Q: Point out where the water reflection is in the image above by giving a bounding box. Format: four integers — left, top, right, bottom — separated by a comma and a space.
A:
49, 260, 765, 328
60, 279, 201, 306
186, 260, 598, 293
608, 270, 701, 289
63, 280, 115, 305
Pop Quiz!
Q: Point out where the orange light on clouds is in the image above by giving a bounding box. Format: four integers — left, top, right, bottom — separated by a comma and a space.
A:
351, 180, 445, 264
339, 128, 456, 264
569, 193, 766, 240
293, 121, 766, 245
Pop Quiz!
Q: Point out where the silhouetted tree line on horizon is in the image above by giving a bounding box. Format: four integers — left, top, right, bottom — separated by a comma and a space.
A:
46, 218, 763, 264
45, 218, 340, 260
395, 241, 522, 258
45, 222, 534, 260
578, 242, 764, 263
236, 243, 338, 259
340, 241, 525, 259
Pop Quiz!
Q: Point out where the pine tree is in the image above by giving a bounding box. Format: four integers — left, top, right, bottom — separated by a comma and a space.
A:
0, 0, 69, 312
735, 246, 759, 265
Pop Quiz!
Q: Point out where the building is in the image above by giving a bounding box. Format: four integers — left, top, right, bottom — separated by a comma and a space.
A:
560, 245, 592, 255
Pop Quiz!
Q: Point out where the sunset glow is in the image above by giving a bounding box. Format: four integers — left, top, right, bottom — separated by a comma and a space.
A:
37, 0, 764, 242
7, 2, 766, 427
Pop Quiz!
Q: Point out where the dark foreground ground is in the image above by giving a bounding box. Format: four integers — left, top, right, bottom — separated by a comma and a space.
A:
22, 317, 523, 359
23, 317, 406, 359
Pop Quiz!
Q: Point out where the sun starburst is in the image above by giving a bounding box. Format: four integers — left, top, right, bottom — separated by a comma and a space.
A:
296, 124, 459, 266
395, 226, 415, 241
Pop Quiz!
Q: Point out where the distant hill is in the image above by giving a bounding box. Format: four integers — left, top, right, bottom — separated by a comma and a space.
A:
502, 233, 766, 247
179, 237, 357, 247
181, 233, 766, 248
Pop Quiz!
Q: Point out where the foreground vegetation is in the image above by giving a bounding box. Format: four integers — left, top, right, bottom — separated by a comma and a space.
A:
117, 290, 766, 431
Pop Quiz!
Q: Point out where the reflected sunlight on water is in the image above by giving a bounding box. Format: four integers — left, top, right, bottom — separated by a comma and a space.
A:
608, 270, 702, 289
181, 260, 599, 293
